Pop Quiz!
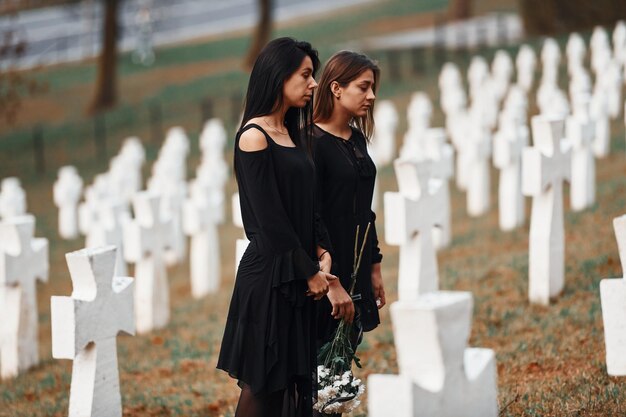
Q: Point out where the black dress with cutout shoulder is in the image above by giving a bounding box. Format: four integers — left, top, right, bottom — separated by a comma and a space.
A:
217, 124, 331, 417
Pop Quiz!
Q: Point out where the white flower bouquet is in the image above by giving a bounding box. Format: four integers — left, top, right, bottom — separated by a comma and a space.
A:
313, 224, 370, 414
314, 366, 365, 414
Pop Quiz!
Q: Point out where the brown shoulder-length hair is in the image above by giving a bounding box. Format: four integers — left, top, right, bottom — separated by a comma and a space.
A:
313, 51, 380, 141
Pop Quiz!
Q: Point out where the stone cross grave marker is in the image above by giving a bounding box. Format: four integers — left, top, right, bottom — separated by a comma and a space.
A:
493, 111, 527, 231
0, 214, 48, 379
422, 128, 454, 249
522, 116, 571, 305
566, 103, 596, 212
401, 92, 432, 159
541, 38, 560, 87
384, 159, 446, 301
491, 50, 513, 103
448, 110, 471, 191
566, 32, 586, 74
370, 100, 399, 211
183, 179, 221, 298
613, 21, 626, 66
81, 199, 130, 277
516, 44, 536, 92
605, 60, 623, 120
368, 291, 498, 417
53, 166, 84, 240
51, 246, 134, 417
600, 215, 626, 376
465, 118, 491, 217
467, 56, 488, 101
123, 191, 174, 334
590, 88, 610, 158
0, 178, 27, 220
147, 175, 187, 267
199, 118, 227, 161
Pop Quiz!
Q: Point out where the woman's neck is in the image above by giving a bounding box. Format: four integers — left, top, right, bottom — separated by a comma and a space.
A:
264, 105, 288, 129
317, 109, 352, 140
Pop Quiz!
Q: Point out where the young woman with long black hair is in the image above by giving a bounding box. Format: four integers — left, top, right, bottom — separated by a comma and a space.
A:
312, 52, 387, 416
216, 37, 337, 417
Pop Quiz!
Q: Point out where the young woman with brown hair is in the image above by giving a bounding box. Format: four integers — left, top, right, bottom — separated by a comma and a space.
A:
312, 51, 387, 416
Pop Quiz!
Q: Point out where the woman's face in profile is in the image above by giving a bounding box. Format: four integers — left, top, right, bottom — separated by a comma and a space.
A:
283, 55, 318, 108
335, 69, 376, 118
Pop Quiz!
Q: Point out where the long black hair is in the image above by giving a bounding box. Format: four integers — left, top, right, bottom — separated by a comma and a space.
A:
239, 37, 320, 153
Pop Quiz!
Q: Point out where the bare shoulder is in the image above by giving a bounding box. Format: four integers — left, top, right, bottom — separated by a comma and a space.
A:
239, 124, 268, 152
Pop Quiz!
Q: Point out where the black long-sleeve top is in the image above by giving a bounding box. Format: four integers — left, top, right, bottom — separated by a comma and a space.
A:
312, 124, 383, 340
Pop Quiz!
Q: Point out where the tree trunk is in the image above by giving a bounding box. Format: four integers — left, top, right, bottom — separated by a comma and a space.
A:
244, 0, 272, 70
90, 0, 119, 113
448, 0, 471, 21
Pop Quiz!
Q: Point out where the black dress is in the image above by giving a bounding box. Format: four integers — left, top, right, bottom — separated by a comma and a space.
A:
312, 124, 383, 345
217, 124, 331, 416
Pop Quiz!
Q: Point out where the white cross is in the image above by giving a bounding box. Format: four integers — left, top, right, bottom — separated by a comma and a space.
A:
522, 115, 572, 305
0, 178, 27, 221
422, 128, 454, 249
600, 214, 626, 375
147, 175, 187, 267
81, 199, 130, 277
493, 111, 527, 231
384, 159, 446, 301
566, 108, 596, 211
590, 90, 611, 158
51, 245, 134, 417
368, 292, 498, 417
123, 191, 174, 334
465, 120, 491, 217
182, 179, 222, 298
0, 214, 48, 379
516, 44, 536, 92
566, 32, 586, 73
199, 118, 227, 161
467, 56, 488, 102
53, 166, 84, 240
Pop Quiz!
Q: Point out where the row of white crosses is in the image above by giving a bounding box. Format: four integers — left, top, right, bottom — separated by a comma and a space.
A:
369, 157, 498, 416
184, 118, 228, 297
443, 62, 494, 218
76, 136, 146, 276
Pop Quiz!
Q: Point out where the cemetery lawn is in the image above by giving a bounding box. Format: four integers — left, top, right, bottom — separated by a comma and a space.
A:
5, 0, 626, 415
2, 112, 626, 417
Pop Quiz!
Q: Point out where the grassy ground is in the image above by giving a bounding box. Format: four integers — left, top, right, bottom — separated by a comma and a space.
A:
5, 0, 626, 416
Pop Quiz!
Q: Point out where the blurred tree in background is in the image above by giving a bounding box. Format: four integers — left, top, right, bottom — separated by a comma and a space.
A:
520, 0, 626, 35
90, 0, 121, 113
448, 0, 472, 21
244, 0, 273, 70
